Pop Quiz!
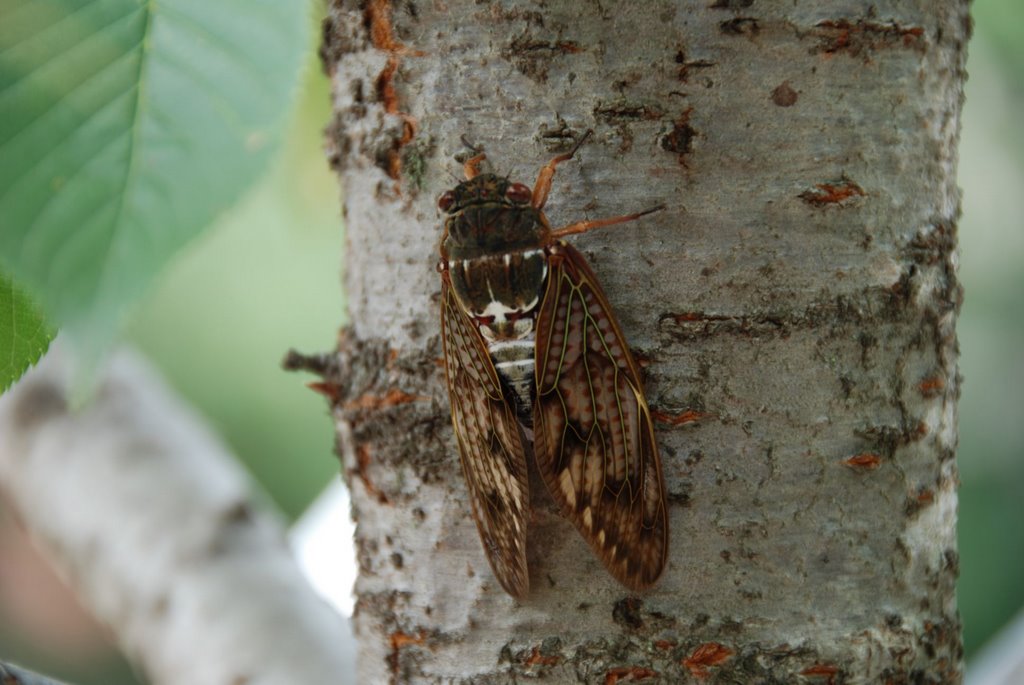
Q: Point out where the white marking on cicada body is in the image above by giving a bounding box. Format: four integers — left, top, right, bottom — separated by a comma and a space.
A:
495, 358, 535, 369
479, 298, 515, 322
488, 339, 535, 353
512, 318, 532, 338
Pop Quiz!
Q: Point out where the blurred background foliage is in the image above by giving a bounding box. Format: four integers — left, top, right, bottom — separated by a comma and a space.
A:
0, 0, 311, 386
123, 50, 343, 521
0, 1, 1021, 683
0, 2, 338, 681
955, 0, 1024, 662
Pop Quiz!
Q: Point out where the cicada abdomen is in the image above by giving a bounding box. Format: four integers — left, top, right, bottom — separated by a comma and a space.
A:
437, 132, 668, 597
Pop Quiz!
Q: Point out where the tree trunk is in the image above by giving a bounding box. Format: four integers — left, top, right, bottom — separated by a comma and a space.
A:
318, 1, 968, 682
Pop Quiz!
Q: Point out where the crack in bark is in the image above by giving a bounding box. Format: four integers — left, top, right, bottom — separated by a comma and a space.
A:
813, 18, 926, 59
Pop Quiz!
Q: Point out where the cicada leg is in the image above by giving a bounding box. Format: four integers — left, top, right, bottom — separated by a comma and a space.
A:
531, 129, 593, 210
550, 203, 666, 239
464, 153, 487, 180
532, 128, 665, 237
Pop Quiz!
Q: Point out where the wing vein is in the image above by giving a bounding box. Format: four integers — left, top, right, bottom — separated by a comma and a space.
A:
532, 245, 668, 591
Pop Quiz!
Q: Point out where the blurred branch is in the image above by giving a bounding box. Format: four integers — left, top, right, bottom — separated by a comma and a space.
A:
967, 607, 1024, 685
0, 662, 73, 685
0, 344, 351, 684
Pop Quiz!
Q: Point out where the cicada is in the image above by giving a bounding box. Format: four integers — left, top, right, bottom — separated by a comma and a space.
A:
437, 132, 668, 597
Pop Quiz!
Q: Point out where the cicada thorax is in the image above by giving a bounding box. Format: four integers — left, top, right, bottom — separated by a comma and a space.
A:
441, 176, 551, 424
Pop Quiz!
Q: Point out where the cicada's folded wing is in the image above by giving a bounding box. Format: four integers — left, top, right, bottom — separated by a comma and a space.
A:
440, 274, 531, 597
533, 243, 668, 590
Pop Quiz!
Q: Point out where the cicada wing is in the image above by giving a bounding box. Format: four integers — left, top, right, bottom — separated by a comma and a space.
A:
533, 243, 668, 590
441, 275, 531, 597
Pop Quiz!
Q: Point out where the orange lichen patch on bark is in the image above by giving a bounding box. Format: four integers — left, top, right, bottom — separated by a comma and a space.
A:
375, 56, 401, 114
306, 381, 342, 403
377, 56, 407, 179
364, 0, 420, 179
844, 452, 882, 469
390, 630, 426, 649
916, 487, 935, 506
523, 646, 560, 667
799, 178, 865, 206
365, 0, 403, 117
682, 642, 733, 678
653, 409, 714, 426
354, 444, 390, 504
654, 639, 676, 651
366, 0, 399, 51
604, 666, 659, 684
388, 630, 428, 679
343, 387, 428, 412
918, 375, 946, 397
815, 19, 925, 57
800, 662, 839, 684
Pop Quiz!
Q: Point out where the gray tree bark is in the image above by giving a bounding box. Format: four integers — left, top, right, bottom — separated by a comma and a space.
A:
316, 1, 968, 682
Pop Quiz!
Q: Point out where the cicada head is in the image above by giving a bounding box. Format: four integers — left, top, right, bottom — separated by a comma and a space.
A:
437, 174, 532, 215
439, 174, 545, 260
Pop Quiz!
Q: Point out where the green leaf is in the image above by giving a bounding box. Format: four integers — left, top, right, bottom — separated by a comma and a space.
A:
0, 0, 310, 356
0, 272, 55, 392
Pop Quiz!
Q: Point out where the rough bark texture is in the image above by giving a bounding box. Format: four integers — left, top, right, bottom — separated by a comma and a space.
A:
317, 1, 968, 682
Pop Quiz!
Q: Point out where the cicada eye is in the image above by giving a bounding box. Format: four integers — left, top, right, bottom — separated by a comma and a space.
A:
438, 191, 456, 212
505, 183, 532, 204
